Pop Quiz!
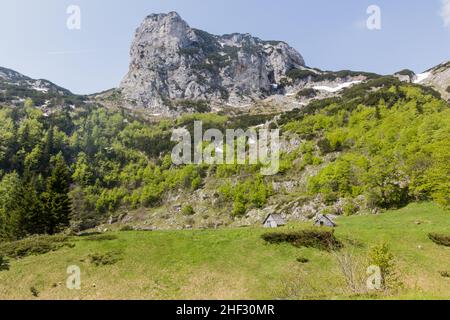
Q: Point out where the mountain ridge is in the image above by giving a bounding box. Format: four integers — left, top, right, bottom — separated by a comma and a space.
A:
0, 66, 85, 109
0, 66, 73, 95
119, 11, 306, 115
1, 12, 448, 113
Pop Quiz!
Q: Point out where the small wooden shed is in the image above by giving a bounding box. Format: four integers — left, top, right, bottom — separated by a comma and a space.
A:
314, 214, 337, 227
263, 214, 286, 228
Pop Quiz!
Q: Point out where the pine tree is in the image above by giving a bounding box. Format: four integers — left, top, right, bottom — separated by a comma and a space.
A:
18, 123, 31, 152
0, 172, 22, 240
41, 125, 55, 173
10, 174, 47, 238
44, 153, 72, 234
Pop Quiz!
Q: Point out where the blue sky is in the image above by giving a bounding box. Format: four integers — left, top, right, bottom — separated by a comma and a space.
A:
1, 0, 449, 94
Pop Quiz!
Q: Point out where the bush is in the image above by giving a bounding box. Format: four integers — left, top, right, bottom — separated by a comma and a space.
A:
296, 88, 318, 99
287, 69, 316, 81
0, 235, 73, 259
182, 205, 195, 216
261, 229, 342, 251
30, 286, 39, 297
317, 138, 333, 154
220, 176, 273, 217
83, 234, 118, 242
429, 233, 450, 247
368, 243, 401, 290
88, 251, 121, 266
343, 200, 359, 216
0, 255, 9, 271
439, 271, 450, 278
395, 69, 415, 77
176, 99, 211, 113
286, 69, 379, 83
296, 257, 309, 263
119, 225, 134, 232
446, 86, 450, 93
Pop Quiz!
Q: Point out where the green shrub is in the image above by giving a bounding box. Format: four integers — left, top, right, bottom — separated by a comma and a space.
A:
446, 86, 450, 93
343, 200, 359, 216
368, 243, 400, 290
88, 251, 121, 266
296, 88, 318, 99
220, 176, 273, 217
227, 113, 275, 131
182, 205, 195, 216
429, 233, 450, 247
439, 271, 450, 278
191, 176, 202, 190
368, 243, 393, 275
296, 257, 309, 263
30, 286, 39, 297
176, 99, 211, 113
395, 69, 415, 77
179, 47, 200, 56
261, 229, 342, 251
232, 199, 247, 217
286, 69, 379, 82
119, 225, 134, 232
287, 69, 316, 81
0, 255, 9, 271
317, 138, 333, 154
83, 234, 118, 242
0, 235, 73, 259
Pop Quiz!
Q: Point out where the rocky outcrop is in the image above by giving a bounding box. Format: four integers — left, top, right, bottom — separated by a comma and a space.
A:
395, 62, 450, 101
418, 61, 450, 101
120, 12, 305, 116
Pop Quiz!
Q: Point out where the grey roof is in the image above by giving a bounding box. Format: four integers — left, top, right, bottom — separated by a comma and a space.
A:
263, 214, 286, 225
314, 214, 336, 226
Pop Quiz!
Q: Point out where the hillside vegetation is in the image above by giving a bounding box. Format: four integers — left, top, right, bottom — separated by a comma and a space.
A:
0, 78, 449, 238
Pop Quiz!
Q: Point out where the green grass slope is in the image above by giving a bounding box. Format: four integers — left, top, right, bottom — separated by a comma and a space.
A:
0, 202, 448, 300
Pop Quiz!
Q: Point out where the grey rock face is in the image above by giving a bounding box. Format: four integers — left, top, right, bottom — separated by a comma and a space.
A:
420, 61, 450, 101
120, 12, 305, 115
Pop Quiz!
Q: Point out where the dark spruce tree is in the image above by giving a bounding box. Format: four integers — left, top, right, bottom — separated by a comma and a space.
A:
11, 174, 47, 238
41, 125, 55, 173
43, 153, 72, 234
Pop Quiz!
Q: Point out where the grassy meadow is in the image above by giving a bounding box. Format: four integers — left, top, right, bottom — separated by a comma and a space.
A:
0, 202, 448, 300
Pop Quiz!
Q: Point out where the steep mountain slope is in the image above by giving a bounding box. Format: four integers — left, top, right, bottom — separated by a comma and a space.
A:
118, 12, 388, 117
394, 61, 450, 101
119, 12, 306, 115
417, 61, 450, 101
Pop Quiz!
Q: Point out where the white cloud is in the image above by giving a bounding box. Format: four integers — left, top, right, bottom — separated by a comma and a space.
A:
47, 50, 92, 55
352, 19, 367, 30
441, 0, 450, 27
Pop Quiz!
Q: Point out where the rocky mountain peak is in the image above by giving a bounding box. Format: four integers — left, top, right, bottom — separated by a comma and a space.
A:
120, 12, 305, 116
138, 12, 196, 48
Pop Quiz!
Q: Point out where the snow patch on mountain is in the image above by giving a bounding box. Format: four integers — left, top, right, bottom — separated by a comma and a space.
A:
413, 72, 431, 84
313, 81, 362, 93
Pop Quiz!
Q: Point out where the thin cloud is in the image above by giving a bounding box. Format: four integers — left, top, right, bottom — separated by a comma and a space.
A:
441, 0, 450, 27
352, 19, 367, 30
47, 50, 93, 55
